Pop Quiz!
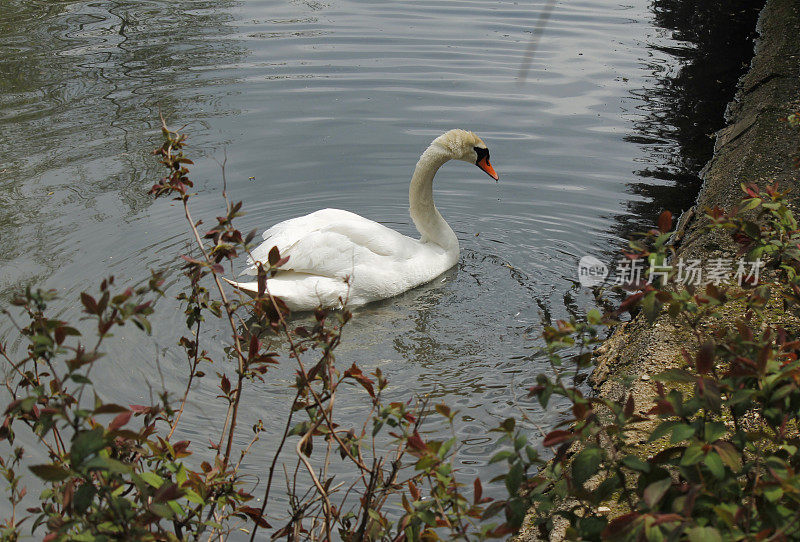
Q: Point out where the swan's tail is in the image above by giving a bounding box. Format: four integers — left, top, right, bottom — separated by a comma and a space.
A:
221, 277, 259, 298
221, 274, 348, 312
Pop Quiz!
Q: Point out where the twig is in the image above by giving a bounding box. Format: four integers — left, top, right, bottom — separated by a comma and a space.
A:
168, 319, 202, 440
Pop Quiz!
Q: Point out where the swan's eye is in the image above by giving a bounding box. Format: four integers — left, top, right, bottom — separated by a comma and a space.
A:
474, 146, 489, 165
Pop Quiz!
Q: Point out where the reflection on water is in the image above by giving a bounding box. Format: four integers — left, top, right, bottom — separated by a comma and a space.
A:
0, 0, 242, 289
614, 0, 763, 239
0, 0, 762, 526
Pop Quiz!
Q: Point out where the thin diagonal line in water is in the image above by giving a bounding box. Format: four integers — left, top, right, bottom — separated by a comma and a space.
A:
517, 0, 558, 83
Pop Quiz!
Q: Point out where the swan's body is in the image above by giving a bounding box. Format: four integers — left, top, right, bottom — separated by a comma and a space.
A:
226, 129, 498, 311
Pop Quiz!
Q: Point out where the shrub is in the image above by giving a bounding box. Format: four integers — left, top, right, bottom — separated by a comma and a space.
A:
3, 117, 800, 541
0, 119, 536, 541
524, 184, 800, 540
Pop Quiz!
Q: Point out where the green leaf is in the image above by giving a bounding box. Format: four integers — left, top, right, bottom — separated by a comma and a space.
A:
764, 485, 783, 502
83, 456, 131, 475
289, 421, 310, 437
713, 503, 736, 526
149, 502, 174, 519
621, 455, 650, 473
704, 421, 727, 443
641, 291, 660, 322
184, 488, 205, 505
489, 450, 515, 464
134, 316, 152, 335
505, 461, 524, 495
418, 508, 436, 526
74, 483, 97, 514
168, 500, 184, 517
415, 455, 437, 471
587, 309, 602, 325
643, 478, 671, 508
741, 197, 762, 211
572, 447, 602, 487
680, 445, 704, 467
686, 526, 722, 542
499, 418, 516, 433
507, 497, 527, 528
70, 427, 106, 466
140, 471, 166, 489
175, 464, 187, 486
704, 452, 725, 479
645, 521, 664, 542
578, 516, 607, 539
29, 464, 71, 481
438, 437, 456, 458
649, 420, 678, 442
595, 474, 622, 501
669, 424, 695, 443
713, 442, 741, 472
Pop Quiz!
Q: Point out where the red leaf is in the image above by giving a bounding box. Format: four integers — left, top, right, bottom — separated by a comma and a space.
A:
344, 363, 375, 398
657, 210, 673, 233
624, 394, 634, 418
268, 246, 281, 266
406, 431, 427, 452
602, 512, 640, 538
647, 400, 675, 415
618, 292, 644, 313
219, 374, 231, 395
108, 411, 131, 432
173, 440, 190, 454
408, 481, 421, 501
238, 505, 271, 528
742, 183, 758, 198
254, 264, 267, 296
543, 430, 573, 447
696, 341, 714, 374
473, 477, 483, 504
248, 335, 260, 360
153, 482, 183, 503
80, 292, 99, 315
180, 254, 203, 265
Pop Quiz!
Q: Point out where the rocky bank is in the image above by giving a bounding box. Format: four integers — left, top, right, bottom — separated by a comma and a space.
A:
516, 0, 800, 538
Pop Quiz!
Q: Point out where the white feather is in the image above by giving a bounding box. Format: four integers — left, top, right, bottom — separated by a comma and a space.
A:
226, 129, 494, 311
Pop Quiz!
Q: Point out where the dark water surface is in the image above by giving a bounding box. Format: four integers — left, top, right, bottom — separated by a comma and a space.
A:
0, 0, 760, 529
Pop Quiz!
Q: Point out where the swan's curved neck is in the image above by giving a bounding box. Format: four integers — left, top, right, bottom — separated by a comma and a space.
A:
409, 144, 458, 250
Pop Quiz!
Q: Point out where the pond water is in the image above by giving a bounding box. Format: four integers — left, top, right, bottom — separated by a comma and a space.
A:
0, 0, 761, 531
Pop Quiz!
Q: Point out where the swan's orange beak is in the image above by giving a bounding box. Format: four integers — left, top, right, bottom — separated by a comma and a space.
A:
477, 156, 499, 181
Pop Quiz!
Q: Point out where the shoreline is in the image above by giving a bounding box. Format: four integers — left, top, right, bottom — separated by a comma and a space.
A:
517, 0, 800, 538
592, 0, 799, 422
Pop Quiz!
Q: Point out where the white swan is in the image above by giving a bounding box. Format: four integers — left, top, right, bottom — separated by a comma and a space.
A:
226, 129, 499, 311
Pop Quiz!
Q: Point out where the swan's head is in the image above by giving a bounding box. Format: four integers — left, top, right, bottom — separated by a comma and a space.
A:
432, 129, 499, 181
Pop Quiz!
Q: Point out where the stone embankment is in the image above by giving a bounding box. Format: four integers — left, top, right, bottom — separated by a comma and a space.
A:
592, 0, 799, 426
517, 0, 799, 538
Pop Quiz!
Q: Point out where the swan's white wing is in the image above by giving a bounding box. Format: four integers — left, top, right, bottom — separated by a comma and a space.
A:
243, 209, 420, 278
